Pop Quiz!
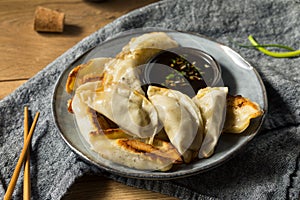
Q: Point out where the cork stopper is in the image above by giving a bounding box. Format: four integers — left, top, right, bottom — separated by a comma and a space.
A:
34, 6, 65, 33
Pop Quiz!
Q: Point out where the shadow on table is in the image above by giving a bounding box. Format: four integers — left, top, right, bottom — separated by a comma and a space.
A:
36, 24, 83, 37
63, 24, 84, 37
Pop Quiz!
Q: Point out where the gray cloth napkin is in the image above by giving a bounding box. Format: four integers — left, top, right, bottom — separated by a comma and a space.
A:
0, 0, 299, 199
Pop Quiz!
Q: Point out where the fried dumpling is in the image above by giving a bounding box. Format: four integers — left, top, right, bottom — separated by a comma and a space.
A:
74, 81, 160, 139
193, 87, 228, 158
102, 32, 178, 92
117, 32, 179, 63
89, 128, 182, 171
102, 58, 144, 94
223, 95, 264, 133
65, 57, 112, 93
147, 86, 204, 163
72, 92, 179, 171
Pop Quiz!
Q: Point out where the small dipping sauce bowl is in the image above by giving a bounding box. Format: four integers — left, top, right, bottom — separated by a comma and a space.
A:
142, 47, 223, 97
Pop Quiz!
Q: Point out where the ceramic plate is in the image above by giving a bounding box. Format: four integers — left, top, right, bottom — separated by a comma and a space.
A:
52, 29, 267, 179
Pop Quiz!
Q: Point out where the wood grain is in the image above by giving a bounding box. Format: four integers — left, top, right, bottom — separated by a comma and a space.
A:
0, 0, 178, 199
63, 176, 177, 200
0, 0, 158, 80
0, 80, 26, 99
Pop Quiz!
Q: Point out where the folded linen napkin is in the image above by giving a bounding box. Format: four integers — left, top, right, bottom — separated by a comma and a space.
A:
0, 0, 299, 199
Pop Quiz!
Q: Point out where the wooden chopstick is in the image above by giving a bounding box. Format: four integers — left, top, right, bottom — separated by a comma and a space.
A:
4, 110, 39, 200
23, 107, 31, 200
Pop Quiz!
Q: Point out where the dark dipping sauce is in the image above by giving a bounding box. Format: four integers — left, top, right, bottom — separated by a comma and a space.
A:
142, 47, 221, 97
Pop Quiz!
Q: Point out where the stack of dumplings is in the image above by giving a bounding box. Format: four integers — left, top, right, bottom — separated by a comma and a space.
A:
66, 32, 263, 171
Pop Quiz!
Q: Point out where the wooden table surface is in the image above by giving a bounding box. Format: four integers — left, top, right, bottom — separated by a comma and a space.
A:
0, 0, 177, 199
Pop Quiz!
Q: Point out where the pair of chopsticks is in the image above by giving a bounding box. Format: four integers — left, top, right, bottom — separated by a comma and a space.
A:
4, 107, 40, 200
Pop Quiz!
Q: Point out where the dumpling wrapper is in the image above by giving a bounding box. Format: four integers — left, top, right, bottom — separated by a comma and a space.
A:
74, 81, 160, 139
147, 86, 204, 163
102, 32, 178, 92
65, 57, 112, 93
72, 92, 175, 171
102, 58, 144, 94
193, 87, 228, 158
90, 133, 178, 171
223, 95, 264, 133
117, 32, 179, 63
